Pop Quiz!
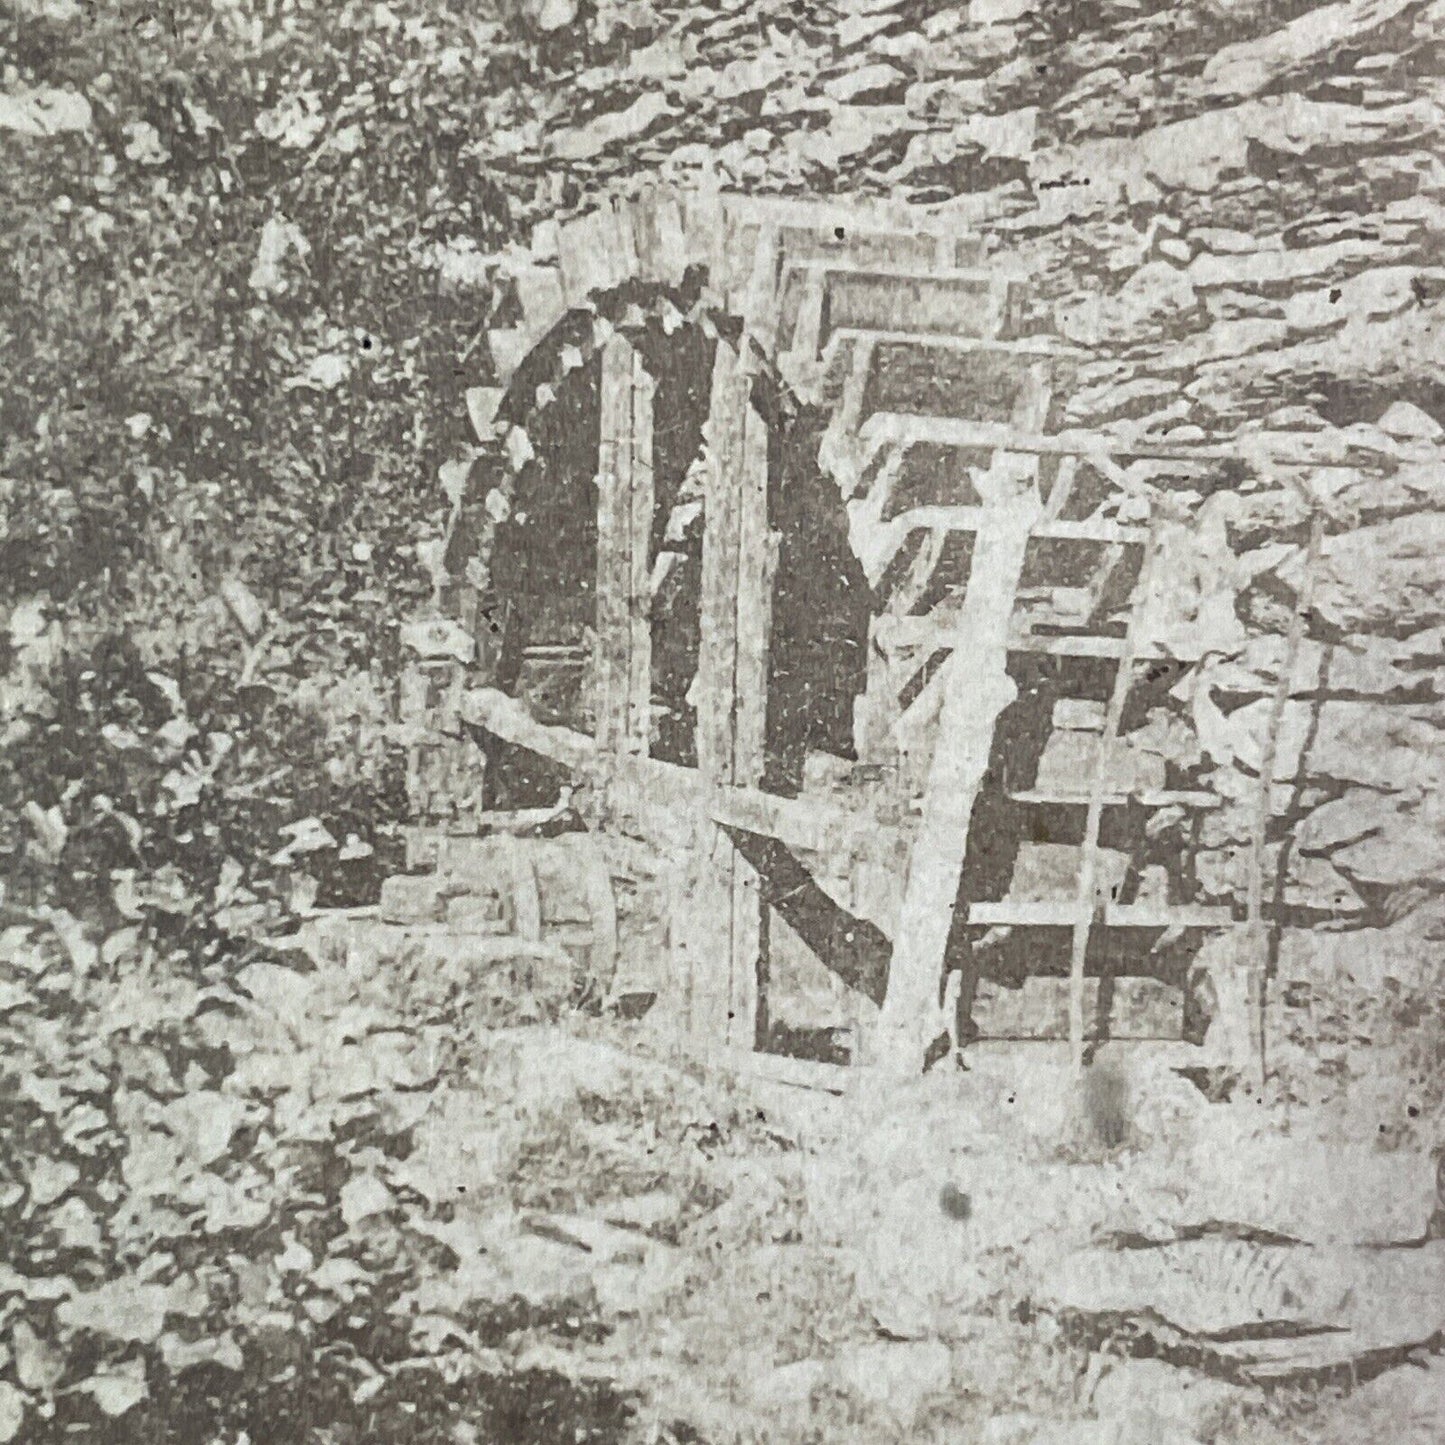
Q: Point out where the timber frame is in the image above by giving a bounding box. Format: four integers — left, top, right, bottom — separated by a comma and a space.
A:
435, 186, 1374, 1078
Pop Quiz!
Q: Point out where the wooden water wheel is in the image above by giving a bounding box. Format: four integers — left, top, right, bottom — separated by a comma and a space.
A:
440, 188, 1262, 1075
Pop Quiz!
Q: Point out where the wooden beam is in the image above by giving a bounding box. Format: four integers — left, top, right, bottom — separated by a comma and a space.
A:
1067, 529, 1160, 1071
460, 686, 897, 865
871, 479, 1042, 1073
686, 336, 766, 1048
1245, 513, 1324, 1088
595, 337, 633, 754
857, 414, 1351, 467
627, 350, 656, 756
731, 372, 778, 1045
595, 336, 656, 759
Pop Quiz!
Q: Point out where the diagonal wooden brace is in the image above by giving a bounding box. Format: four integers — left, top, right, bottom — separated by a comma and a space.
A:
870, 472, 1042, 1073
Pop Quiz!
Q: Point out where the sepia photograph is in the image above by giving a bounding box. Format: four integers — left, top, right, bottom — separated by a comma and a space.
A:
2, 0, 1444, 1440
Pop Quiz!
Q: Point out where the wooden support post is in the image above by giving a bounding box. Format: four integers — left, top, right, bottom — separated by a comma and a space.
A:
596, 336, 655, 758
681, 337, 774, 1050
1067, 530, 1157, 1072
627, 353, 656, 756
872, 475, 1040, 1073
1244, 512, 1323, 1090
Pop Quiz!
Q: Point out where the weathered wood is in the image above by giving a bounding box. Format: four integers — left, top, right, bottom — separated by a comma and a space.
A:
733, 398, 775, 784
561, 833, 619, 993
626, 351, 656, 756
1068, 529, 1158, 1071
595, 337, 633, 754
968, 900, 1230, 928
684, 335, 774, 1048
695, 340, 747, 781
1247, 511, 1325, 1086
461, 685, 900, 865
730, 375, 778, 1043
872, 479, 1042, 1073
859, 412, 1369, 468
508, 845, 543, 944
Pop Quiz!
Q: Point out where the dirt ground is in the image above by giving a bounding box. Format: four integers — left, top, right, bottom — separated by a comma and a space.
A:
4, 913, 1441, 1445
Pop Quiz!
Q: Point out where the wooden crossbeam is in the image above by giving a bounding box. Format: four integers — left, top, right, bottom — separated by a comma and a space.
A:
858, 413, 1371, 468
460, 686, 899, 867
859, 505, 1150, 583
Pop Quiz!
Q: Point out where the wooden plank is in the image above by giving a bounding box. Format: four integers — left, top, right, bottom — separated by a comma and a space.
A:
729, 377, 777, 1046
508, 845, 543, 943
595, 337, 633, 754
968, 901, 1231, 928
695, 339, 746, 780
819, 335, 878, 493
734, 399, 775, 783
872, 484, 1041, 1073
1008, 789, 1220, 810
562, 834, 618, 994
781, 262, 1011, 354
858, 412, 1362, 469
688, 336, 754, 1047
626, 349, 655, 756
865, 506, 1150, 574
1246, 512, 1324, 1086
460, 686, 900, 865
1067, 529, 1160, 1071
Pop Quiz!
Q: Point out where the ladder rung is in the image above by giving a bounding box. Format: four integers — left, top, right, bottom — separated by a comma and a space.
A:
1007, 789, 1220, 810
967, 901, 1233, 928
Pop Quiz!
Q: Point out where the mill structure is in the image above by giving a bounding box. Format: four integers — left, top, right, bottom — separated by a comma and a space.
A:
392, 186, 1350, 1081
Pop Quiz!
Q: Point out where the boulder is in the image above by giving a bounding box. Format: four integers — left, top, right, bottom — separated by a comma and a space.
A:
1313, 514, 1445, 633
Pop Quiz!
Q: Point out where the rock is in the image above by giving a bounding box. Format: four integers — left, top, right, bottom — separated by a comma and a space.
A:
603, 1189, 683, 1231
1332, 814, 1445, 887
1345, 1358, 1445, 1435
1098, 261, 1198, 337
378, 872, 447, 924
1037, 96, 1435, 204
1297, 789, 1412, 854
551, 93, 671, 162
0, 1383, 23, 1445
1379, 400, 1444, 439
0, 85, 91, 136
399, 616, 474, 662
969, 0, 1031, 20
591, 1245, 685, 1315
1189, 236, 1381, 289
823, 64, 904, 105
1090, 1358, 1239, 1441
531, 0, 577, 30
833, 1339, 952, 1430
1212, 696, 1442, 789
248, 216, 310, 297
1314, 515, 1445, 633
1204, 0, 1417, 98
388, 1089, 509, 1206
1053, 1238, 1445, 1359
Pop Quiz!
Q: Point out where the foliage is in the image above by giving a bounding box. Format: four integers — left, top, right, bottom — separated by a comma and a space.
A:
0, 0, 536, 937
0, 914, 787, 1442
